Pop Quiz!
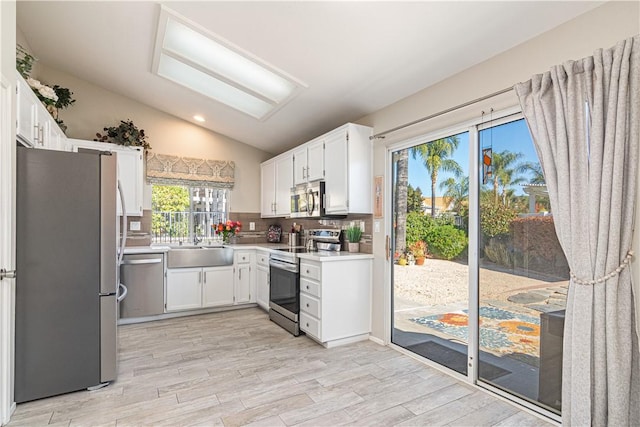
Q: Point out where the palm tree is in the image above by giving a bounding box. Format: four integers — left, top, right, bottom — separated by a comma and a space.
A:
521, 161, 546, 184
440, 176, 469, 214
411, 136, 462, 217
393, 149, 408, 254
491, 150, 528, 205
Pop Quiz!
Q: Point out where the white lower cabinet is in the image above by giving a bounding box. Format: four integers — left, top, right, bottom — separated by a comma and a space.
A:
299, 257, 372, 347
165, 268, 202, 311
234, 250, 255, 304
255, 250, 270, 311
202, 266, 235, 307
166, 265, 237, 312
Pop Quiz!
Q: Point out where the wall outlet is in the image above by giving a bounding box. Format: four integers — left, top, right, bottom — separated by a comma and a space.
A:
374, 221, 381, 233
249, 222, 255, 231
130, 221, 141, 231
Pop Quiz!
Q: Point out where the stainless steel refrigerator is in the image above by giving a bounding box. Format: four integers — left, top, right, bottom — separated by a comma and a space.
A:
15, 146, 120, 403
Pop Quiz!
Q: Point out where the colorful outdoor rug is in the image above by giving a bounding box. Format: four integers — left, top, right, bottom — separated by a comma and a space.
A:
410, 306, 541, 358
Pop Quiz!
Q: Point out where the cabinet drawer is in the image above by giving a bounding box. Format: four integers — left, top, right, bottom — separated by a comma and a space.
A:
300, 293, 321, 318
300, 261, 321, 281
300, 277, 320, 298
300, 312, 321, 339
235, 251, 254, 264
257, 252, 269, 267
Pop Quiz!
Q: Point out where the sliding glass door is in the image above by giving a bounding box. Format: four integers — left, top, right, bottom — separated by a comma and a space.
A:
391, 131, 470, 375
477, 118, 566, 415
390, 115, 565, 418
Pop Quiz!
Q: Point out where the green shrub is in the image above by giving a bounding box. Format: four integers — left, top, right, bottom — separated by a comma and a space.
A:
480, 202, 517, 238
405, 211, 435, 245
426, 225, 467, 260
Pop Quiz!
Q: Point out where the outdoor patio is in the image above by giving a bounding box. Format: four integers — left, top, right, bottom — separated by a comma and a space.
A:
393, 258, 568, 410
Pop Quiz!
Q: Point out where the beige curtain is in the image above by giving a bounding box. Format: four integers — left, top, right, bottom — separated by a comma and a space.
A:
146, 153, 235, 188
515, 36, 640, 426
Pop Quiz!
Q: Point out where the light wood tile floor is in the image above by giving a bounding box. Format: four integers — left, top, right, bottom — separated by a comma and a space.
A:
8, 308, 554, 426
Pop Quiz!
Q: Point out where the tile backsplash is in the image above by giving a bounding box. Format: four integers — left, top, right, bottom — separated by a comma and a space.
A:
230, 213, 373, 253
125, 210, 373, 254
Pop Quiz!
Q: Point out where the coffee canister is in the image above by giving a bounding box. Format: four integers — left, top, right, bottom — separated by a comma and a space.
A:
288, 233, 299, 246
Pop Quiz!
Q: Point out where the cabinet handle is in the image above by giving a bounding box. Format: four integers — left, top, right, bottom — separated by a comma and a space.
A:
306, 303, 309, 308
199, 271, 202, 283
33, 124, 39, 144
239, 269, 242, 281
306, 323, 310, 327
306, 285, 310, 290
302, 166, 307, 179
204, 272, 206, 284
306, 269, 310, 274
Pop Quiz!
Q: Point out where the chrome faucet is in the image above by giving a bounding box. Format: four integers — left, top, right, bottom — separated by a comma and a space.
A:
193, 235, 202, 245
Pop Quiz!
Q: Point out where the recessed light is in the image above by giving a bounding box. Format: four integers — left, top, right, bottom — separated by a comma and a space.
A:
152, 6, 307, 121
193, 115, 205, 122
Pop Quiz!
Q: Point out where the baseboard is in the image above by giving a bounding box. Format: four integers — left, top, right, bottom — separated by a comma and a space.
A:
369, 335, 386, 346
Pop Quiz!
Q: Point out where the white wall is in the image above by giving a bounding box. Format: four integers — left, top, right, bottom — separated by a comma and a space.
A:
28, 62, 272, 213
357, 1, 640, 341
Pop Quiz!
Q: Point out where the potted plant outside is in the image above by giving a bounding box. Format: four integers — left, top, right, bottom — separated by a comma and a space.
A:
409, 240, 428, 265
345, 225, 362, 253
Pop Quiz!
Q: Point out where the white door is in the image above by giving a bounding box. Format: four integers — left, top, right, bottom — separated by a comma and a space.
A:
274, 154, 293, 216
306, 139, 324, 182
0, 75, 16, 424
292, 146, 307, 185
323, 130, 349, 214
202, 266, 234, 307
260, 160, 276, 217
234, 265, 251, 304
166, 268, 202, 311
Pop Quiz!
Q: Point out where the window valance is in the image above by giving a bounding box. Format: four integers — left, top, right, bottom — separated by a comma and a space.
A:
146, 153, 235, 188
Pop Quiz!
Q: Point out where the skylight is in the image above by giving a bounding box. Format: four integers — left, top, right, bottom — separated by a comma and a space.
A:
152, 6, 306, 120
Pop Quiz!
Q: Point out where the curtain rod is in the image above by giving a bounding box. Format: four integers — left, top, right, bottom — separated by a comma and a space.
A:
370, 86, 514, 140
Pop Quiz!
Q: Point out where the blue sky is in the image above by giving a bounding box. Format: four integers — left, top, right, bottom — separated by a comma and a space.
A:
407, 118, 540, 197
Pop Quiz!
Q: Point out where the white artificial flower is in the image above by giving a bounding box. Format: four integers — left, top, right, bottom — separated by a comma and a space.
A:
37, 85, 58, 102
26, 77, 42, 90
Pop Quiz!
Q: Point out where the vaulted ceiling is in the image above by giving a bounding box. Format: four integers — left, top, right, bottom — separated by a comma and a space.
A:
17, 1, 603, 154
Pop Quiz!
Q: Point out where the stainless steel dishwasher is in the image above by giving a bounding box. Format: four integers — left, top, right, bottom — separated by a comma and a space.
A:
119, 253, 165, 318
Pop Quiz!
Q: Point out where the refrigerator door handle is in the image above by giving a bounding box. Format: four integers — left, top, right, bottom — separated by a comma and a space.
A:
117, 283, 128, 302
117, 179, 127, 267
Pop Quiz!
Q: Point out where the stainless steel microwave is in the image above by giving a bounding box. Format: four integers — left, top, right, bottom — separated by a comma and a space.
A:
290, 181, 324, 218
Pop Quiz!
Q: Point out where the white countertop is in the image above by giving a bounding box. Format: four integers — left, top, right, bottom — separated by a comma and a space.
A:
297, 251, 374, 262
124, 243, 373, 261
123, 246, 170, 254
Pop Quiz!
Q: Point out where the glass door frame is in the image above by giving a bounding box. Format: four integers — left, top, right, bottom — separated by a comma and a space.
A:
384, 105, 561, 423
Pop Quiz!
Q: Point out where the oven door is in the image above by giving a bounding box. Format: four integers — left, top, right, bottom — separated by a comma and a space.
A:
269, 260, 300, 320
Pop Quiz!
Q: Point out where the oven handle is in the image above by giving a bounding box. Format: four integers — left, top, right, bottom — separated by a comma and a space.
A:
269, 258, 299, 273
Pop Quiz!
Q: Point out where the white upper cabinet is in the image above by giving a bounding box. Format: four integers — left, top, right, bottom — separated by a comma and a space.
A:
323, 123, 373, 215
261, 122, 372, 217
16, 71, 68, 151
69, 139, 144, 216
261, 153, 293, 218
261, 160, 276, 216
293, 138, 324, 185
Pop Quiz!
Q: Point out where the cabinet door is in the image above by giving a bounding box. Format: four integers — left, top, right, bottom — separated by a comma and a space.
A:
260, 160, 276, 217
116, 149, 144, 216
256, 265, 269, 311
275, 154, 293, 216
16, 78, 37, 147
306, 139, 325, 182
235, 265, 252, 304
323, 130, 349, 214
166, 268, 202, 311
292, 146, 307, 185
202, 266, 235, 307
